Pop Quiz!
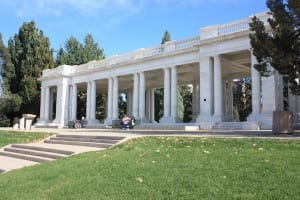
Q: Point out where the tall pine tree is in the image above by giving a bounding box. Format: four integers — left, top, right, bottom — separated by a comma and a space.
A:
250, 0, 300, 95
6, 21, 54, 120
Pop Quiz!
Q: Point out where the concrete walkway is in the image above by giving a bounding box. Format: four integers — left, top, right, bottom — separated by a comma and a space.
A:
0, 127, 299, 173
25, 127, 299, 139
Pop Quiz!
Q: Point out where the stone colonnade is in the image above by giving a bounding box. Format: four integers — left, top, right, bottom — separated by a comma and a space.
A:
37, 51, 299, 129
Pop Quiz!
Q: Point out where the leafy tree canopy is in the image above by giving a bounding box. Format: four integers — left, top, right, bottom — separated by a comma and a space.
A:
56, 34, 105, 66
249, 0, 300, 95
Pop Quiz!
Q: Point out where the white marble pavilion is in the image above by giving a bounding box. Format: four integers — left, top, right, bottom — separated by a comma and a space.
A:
36, 12, 300, 130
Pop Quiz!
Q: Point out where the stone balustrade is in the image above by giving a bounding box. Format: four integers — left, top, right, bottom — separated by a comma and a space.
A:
42, 12, 269, 78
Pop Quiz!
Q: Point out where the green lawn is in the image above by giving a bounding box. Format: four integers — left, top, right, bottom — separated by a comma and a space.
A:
0, 136, 299, 200
0, 130, 52, 148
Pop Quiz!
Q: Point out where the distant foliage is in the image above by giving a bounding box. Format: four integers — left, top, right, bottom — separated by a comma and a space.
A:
232, 79, 252, 121
56, 34, 105, 66
180, 85, 193, 122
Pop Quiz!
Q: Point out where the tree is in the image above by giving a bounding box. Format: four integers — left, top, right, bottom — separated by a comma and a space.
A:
161, 31, 171, 44
56, 36, 83, 66
154, 88, 164, 122
82, 34, 105, 63
179, 85, 193, 122
56, 34, 104, 66
0, 33, 14, 96
3, 21, 54, 123
249, 0, 300, 95
232, 78, 252, 121
0, 33, 21, 125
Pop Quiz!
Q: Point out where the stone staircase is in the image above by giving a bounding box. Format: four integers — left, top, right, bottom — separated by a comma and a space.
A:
0, 134, 126, 173
212, 121, 261, 130
44, 134, 124, 148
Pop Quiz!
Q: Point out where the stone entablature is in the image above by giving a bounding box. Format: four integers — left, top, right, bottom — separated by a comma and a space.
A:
37, 12, 300, 129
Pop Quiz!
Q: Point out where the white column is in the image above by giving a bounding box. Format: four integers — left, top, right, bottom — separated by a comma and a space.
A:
64, 85, 70, 122
213, 55, 223, 119
288, 91, 300, 124
133, 73, 139, 118
197, 57, 213, 122
261, 72, 283, 113
39, 86, 46, 121
86, 82, 91, 120
88, 80, 99, 125
112, 76, 119, 119
251, 54, 261, 114
71, 84, 77, 120
163, 67, 171, 118
192, 83, 199, 121
139, 71, 145, 119
145, 90, 151, 121
170, 66, 178, 119
53, 78, 68, 127
104, 77, 113, 124
126, 91, 133, 117
257, 72, 282, 129
49, 88, 54, 120
150, 88, 155, 122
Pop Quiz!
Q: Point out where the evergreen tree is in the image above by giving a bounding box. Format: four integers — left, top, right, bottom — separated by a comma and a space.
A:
56, 36, 83, 66
0, 33, 14, 95
56, 34, 104, 66
0, 33, 22, 125
5, 21, 54, 123
161, 31, 171, 44
249, 0, 300, 95
82, 34, 105, 63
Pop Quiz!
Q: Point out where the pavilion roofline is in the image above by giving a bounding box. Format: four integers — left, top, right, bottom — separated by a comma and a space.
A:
43, 12, 269, 78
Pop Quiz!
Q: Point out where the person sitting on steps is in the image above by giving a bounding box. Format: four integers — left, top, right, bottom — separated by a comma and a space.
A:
121, 114, 131, 130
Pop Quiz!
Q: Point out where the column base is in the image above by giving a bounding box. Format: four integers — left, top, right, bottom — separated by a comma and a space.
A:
159, 116, 181, 124
196, 115, 224, 123
87, 119, 100, 126
35, 119, 51, 126
104, 118, 120, 125
247, 112, 272, 130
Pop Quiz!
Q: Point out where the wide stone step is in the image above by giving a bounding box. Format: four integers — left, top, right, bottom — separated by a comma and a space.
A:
44, 139, 112, 148
212, 122, 260, 130
0, 151, 52, 163
56, 134, 125, 141
4, 147, 67, 159
11, 144, 74, 155
51, 137, 120, 144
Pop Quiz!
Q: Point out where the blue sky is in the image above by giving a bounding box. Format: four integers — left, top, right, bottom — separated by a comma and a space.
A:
0, 0, 267, 57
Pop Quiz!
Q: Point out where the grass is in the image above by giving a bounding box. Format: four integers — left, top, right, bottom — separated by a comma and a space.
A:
0, 130, 52, 148
0, 136, 299, 200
